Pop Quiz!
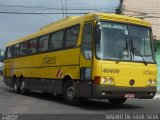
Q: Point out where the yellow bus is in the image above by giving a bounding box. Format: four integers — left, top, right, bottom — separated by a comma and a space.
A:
3, 12, 157, 105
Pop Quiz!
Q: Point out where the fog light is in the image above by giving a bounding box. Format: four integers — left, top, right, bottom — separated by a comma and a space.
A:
150, 93, 154, 96
108, 78, 113, 84
148, 80, 152, 85
101, 92, 106, 96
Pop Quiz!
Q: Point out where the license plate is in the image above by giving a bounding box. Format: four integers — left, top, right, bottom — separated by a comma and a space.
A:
125, 93, 135, 98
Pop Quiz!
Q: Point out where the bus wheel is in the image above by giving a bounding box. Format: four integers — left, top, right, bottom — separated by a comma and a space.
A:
63, 80, 80, 106
108, 98, 127, 105
13, 79, 20, 94
20, 78, 29, 95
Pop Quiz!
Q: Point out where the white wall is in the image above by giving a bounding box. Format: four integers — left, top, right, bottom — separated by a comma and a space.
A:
123, 0, 160, 40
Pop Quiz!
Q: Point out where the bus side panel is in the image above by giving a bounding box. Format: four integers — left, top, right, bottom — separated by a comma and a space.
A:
25, 78, 62, 94
7, 48, 81, 93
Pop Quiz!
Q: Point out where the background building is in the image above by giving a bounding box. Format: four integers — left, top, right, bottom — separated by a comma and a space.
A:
123, 0, 160, 39
123, 0, 160, 90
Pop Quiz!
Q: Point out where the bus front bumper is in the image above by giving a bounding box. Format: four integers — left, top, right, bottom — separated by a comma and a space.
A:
92, 85, 157, 99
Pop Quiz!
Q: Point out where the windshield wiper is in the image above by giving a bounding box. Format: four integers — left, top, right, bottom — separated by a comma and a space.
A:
132, 48, 148, 65
130, 39, 148, 65
116, 47, 125, 64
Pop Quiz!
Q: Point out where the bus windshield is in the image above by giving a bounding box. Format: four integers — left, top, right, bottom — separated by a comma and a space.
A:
95, 21, 155, 63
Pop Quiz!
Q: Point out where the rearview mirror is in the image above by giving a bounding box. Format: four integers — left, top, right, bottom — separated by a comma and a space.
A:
94, 22, 101, 43
153, 39, 157, 52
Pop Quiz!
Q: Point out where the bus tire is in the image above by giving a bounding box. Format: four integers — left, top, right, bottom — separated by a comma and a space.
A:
63, 80, 80, 106
20, 78, 29, 95
13, 79, 20, 94
108, 98, 127, 105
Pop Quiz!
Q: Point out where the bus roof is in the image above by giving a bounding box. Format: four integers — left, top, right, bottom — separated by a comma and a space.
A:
6, 12, 151, 47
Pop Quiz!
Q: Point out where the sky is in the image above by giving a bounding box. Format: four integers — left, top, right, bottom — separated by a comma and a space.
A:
0, 0, 120, 50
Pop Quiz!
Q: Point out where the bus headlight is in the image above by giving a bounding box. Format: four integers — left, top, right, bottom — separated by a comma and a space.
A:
101, 77, 107, 84
152, 80, 156, 85
108, 78, 113, 84
101, 77, 114, 85
147, 79, 157, 86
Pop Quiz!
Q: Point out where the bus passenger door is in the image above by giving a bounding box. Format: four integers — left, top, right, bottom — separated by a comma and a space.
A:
78, 21, 93, 98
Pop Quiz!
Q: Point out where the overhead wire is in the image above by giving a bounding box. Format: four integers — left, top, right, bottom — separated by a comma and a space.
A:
0, 4, 115, 12
123, 8, 160, 19
0, 11, 87, 14
0, 4, 61, 10
0, 3, 123, 15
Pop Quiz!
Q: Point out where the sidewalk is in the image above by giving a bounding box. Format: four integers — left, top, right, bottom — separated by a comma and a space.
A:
154, 94, 160, 99
154, 90, 160, 99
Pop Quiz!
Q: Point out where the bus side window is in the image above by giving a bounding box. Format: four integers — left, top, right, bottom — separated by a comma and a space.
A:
50, 30, 64, 50
38, 35, 49, 52
28, 39, 38, 54
82, 22, 93, 59
20, 41, 29, 56
65, 25, 80, 48
6, 47, 12, 58
13, 44, 20, 57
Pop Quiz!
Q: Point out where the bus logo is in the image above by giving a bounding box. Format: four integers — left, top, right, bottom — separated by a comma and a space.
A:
42, 56, 56, 65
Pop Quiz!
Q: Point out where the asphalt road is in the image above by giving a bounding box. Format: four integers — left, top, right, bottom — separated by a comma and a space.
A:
0, 78, 160, 119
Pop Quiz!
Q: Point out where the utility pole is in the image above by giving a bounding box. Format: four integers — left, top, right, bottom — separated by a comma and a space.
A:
116, 0, 124, 14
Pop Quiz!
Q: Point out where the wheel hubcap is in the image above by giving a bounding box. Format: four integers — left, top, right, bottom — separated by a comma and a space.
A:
21, 81, 25, 90
14, 83, 17, 91
67, 86, 75, 100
